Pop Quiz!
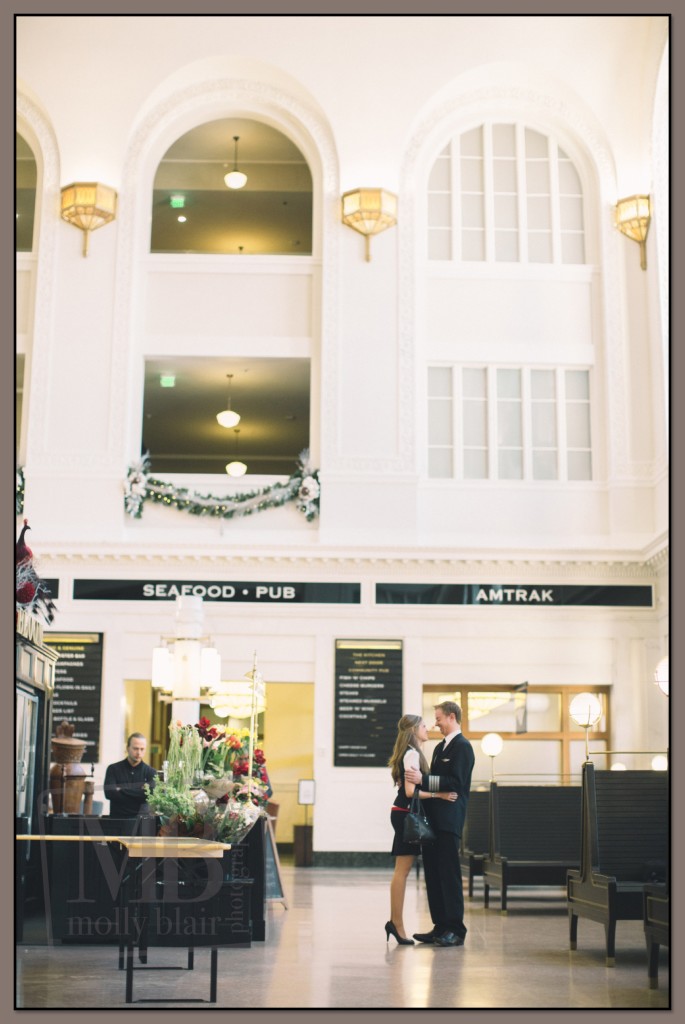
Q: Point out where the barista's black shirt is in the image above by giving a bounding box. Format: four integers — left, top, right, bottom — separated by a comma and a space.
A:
103, 758, 157, 817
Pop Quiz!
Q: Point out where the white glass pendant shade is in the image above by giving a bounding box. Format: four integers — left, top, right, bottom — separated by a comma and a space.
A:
610, 762, 627, 771
569, 692, 602, 728
151, 646, 172, 689
480, 732, 504, 757
651, 755, 668, 771
172, 639, 202, 700
226, 460, 247, 477
654, 656, 669, 695
224, 169, 247, 189
200, 646, 221, 688
216, 408, 241, 428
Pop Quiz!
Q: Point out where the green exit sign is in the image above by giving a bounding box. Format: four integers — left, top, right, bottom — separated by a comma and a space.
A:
169, 194, 185, 209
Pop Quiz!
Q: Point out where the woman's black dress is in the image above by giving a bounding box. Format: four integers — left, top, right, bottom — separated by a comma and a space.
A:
390, 763, 419, 856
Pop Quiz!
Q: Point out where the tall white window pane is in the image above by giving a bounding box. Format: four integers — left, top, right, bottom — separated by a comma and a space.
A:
560, 197, 584, 230
492, 123, 516, 155
462, 231, 485, 261
429, 449, 453, 478
558, 159, 581, 193
461, 159, 483, 191
462, 194, 484, 229
528, 233, 553, 263
428, 366, 452, 397
566, 370, 589, 399
498, 449, 523, 479
566, 403, 591, 447
428, 401, 453, 444
495, 195, 518, 227
531, 369, 555, 398
525, 129, 548, 158
561, 234, 585, 264
532, 403, 557, 446
498, 402, 522, 445
428, 193, 451, 227
493, 160, 517, 191
526, 161, 550, 192
464, 450, 488, 479
463, 367, 487, 397
460, 127, 482, 157
567, 451, 592, 480
495, 231, 518, 261
428, 157, 451, 191
497, 369, 521, 398
533, 450, 558, 480
428, 232, 451, 260
463, 402, 487, 445
527, 196, 551, 230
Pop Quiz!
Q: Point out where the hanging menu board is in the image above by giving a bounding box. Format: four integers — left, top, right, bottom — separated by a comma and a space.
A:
334, 640, 403, 767
43, 633, 103, 762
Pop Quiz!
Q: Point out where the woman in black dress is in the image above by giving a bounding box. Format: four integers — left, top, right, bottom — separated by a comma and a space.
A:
386, 713, 456, 944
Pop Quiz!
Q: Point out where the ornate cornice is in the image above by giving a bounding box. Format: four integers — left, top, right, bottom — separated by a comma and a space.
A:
37, 544, 665, 580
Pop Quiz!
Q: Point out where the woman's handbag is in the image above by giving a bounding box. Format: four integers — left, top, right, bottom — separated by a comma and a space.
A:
403, 790, 436, 844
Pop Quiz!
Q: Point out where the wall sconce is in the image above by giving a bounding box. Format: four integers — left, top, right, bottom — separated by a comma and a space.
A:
614, 194, 651, 270
654, 655, 669, 696
341, 188, 397, 261
480, 732, 503, 781
569, 692, 603, 763
60, 182, 117, 256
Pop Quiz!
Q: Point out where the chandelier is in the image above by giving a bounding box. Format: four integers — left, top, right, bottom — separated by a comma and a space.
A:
151, 596, 221, 702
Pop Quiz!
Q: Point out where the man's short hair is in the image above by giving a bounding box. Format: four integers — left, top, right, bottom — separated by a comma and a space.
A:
127, 732, 146, 746
434, 700, 462, 724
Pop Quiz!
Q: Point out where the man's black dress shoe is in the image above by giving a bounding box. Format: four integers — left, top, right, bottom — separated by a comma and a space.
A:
413, 930, 439, 943
433, 931, 465, 947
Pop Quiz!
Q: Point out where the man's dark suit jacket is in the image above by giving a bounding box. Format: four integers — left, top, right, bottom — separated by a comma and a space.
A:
420, 732, 475, 835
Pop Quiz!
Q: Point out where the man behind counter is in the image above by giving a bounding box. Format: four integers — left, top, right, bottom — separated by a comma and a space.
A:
103, 732, 158, 818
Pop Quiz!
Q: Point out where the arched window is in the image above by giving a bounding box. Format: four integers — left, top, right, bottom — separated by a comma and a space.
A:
16, 132, 37, 253
150, 118, 313, 256
427, 123, 586, 264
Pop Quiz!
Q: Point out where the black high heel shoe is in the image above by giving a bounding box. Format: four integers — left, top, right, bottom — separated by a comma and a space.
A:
385, 921, 415, 945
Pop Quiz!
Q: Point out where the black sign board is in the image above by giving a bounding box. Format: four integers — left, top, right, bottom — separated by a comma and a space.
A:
43, 633, 103, 761
334, 640, 403, 768
376, 583, 653, 607
73, 579, 360, 604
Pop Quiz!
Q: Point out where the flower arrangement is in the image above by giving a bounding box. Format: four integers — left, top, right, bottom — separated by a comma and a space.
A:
144, 719, 269, 843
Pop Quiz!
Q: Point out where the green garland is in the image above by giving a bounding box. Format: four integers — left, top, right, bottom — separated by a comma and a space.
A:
124, 450, 320, 523
16, 467, 25, 516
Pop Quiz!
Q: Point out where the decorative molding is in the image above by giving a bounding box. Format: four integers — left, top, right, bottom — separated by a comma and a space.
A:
16, 92, 61, 465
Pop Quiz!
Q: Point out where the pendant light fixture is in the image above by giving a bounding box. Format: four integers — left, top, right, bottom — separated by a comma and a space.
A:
226, 428, 247, 477
216, 373, 241, 429
224, 135, 248, 190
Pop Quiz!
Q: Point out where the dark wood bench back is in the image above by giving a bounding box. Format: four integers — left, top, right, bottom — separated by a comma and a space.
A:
490, 783, 582, 861
583, 765, 668, 882
462, 789, 489, 853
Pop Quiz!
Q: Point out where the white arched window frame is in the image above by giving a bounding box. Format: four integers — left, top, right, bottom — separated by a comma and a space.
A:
427, 120, 589, 266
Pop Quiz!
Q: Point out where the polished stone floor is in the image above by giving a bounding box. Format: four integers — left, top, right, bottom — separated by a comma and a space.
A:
16, 863, 669, 1011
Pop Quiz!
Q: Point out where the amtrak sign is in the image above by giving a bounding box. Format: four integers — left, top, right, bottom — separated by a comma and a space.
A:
376, 583, 652, 607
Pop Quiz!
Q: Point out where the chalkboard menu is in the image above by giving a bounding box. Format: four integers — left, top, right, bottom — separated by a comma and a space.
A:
334, 640, 403, 767
44, 633, 103, 761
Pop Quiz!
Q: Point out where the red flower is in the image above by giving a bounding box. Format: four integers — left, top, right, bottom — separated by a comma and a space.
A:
233, 760, 249, 776
254, 748, 266, 765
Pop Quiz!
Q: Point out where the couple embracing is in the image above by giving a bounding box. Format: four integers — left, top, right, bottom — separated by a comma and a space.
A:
387, 701, 475, 948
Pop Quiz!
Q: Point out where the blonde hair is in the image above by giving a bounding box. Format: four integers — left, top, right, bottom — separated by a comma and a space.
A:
388, 714, 429, 785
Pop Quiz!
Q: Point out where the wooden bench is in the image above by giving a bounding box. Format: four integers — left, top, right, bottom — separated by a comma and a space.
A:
567, 763, 668, 966
483, 783, 581, 912
459, 788, 489, 897
644, 883, 669, 989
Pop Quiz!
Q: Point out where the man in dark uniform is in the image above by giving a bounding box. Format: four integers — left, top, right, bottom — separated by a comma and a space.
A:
103, 733, 157, 818
405, 700, 475, 947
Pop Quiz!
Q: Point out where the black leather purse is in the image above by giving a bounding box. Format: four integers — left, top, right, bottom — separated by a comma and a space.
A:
403, 790, 436, 844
